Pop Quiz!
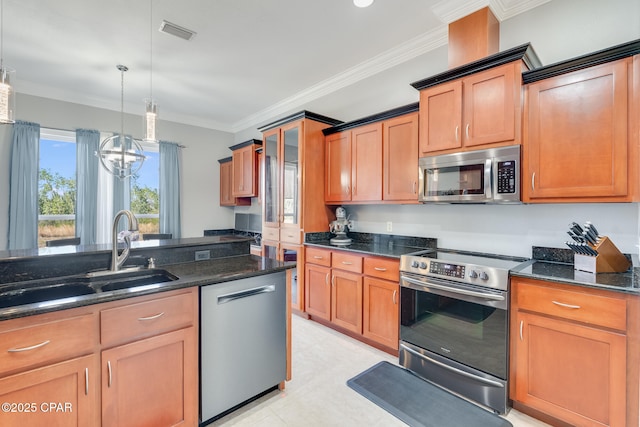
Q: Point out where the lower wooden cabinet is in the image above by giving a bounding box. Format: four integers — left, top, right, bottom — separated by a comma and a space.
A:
0, 354, 100, 426
0, 287, 199, 427
304, 246, 400, 352
102, 328, 197, 427
510, 277, 638, 427
363, 277, 399, 350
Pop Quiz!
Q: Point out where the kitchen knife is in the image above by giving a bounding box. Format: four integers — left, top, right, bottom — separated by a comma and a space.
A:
585, 221, 600, 237
584, 227, 599, 244
581, 230, 597, 246
584, 223, 600, 243
567, 231, 585, 243
570, 222, 584, 235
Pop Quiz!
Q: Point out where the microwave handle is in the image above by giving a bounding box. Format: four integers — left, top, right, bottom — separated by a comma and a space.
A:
484, 158, 492, 199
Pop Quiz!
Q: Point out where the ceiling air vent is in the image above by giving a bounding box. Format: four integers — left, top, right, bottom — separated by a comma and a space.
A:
159, 20, 196, 41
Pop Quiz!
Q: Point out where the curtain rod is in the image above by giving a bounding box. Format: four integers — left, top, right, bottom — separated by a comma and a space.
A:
40, 125, 186, 148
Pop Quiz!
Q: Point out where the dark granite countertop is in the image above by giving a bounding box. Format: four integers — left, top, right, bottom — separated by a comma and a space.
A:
304, 232, 436, 258
0, 255, 294, 322
511, 248, 639, 295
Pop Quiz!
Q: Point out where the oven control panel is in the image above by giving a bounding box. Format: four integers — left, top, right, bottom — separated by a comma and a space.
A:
429, 261, 465, 279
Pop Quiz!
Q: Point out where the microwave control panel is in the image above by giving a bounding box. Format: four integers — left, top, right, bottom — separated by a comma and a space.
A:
496, 161, 516, 194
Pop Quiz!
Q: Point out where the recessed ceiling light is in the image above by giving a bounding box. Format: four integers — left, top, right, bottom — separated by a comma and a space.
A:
353, 0, 374, 7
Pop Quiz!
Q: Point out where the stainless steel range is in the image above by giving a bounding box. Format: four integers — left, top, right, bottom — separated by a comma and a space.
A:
399, 249, 527, 414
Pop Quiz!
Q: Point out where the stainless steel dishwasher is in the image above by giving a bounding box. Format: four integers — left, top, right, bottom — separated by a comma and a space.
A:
200, 271, 286, 423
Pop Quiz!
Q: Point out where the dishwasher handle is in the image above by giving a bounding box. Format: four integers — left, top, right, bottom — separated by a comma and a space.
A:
217, 284, 276, 305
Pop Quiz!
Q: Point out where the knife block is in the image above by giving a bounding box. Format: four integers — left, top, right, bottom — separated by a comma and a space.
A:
574, 236, 631, 273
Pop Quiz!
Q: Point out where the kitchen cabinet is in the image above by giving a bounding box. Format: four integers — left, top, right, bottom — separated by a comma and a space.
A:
418, 62, 520, 155
362, 257, 399, 350
523, 58, 636, 202
230, 140, 261, 198
330, 251, 364, 333
510, 277, 639, 427
218, 157, 250, 207
100, 288, 198, 427
260, 113, 339, 245
325, 112, 419, 204
305, 246, 400, 353
0, 306, 100, 426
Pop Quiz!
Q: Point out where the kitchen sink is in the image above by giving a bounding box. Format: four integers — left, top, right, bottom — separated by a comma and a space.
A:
0, 283, 96, 309
0, 269, 179, 310
87, 269, 178, 292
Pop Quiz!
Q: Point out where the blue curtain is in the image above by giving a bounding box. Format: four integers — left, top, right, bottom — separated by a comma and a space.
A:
8, 121, 40, 250
159, 141, 181, 238
75, 129, 100, 245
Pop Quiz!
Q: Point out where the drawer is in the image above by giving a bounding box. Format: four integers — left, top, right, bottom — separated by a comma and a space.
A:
332, 251, 363, 274
262, 227, 279, 241
515, 281, 627, 331
101, 291, 196, 348
0, 313, 98, 376
364, 256, 399, 281
280, 228, 302, 244
305, 247, 331, 267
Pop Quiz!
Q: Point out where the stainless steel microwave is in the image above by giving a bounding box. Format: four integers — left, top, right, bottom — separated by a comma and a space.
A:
418, 145, 520, 203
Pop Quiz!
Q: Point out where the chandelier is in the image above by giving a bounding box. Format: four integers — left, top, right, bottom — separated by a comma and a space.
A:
97, 65, 146, 179
143, 0, 158, 142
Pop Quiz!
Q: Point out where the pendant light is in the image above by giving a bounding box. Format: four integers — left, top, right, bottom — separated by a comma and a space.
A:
97, 65, 146, 179
0, 0, 15, 124
143, 0, 158, 142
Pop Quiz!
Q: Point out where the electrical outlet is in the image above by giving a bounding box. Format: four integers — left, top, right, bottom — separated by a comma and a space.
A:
195, 250, 210, 261
386, 221, 393, 232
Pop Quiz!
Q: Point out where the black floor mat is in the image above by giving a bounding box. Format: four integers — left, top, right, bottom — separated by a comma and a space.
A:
347, 361, 512, 427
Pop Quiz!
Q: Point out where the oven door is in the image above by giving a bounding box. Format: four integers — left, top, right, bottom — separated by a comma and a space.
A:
399, 273, 507, 380
419, 157, 492, 203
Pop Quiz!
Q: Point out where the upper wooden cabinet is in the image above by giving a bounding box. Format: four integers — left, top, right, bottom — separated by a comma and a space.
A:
260, 112, 341, 244
325, 111, 419, 204
218, 157, 250, 207
230, 140, 261, 198
418, 62, 520, 154
523, 58, 636, 202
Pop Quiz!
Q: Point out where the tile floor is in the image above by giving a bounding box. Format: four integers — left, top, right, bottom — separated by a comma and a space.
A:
209, 315, 551, 426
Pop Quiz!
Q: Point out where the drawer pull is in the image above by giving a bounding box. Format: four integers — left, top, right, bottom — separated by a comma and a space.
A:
392, 290, 397, 305
138, 312, 165, 321
313, 256, 324, 259
85, 368, 89, 396
325, 273, 330, 285
552, 301, 581, 309
374, 267, 387, 272
341, 261, 353, 265
107, 360, 112, 387
331, 275, 336, 287
7, 340, 51, 353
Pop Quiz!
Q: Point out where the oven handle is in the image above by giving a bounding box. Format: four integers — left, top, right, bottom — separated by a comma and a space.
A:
400, 343, 504, 389
400, 275, 505, 301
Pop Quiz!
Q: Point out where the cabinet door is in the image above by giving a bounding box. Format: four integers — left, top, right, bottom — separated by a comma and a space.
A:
0, 354, 99, 427
383, 113, 419, 201
419, 80, 462, 154
281, 122, 302, 228
513, 311, 626, 426
325, 131, 352, 202
331, 270, 363, 334
219, 161, 234, 206
102, 328, 198, 427
232, 145, 258, 198
305, 264, 331, 321
280, 244, 303, 313
525, 59, 629, 201
462, 63, 517, 147
262, 129, 280, 228
351, 123, 383, 202
363, 277, 399, 350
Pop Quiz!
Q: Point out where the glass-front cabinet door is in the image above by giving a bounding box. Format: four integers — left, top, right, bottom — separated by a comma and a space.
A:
281, 121, 302, 230
262, 129, 280, 229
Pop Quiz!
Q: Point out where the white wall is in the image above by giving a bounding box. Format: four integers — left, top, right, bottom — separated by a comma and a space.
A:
0, 94, 235, 250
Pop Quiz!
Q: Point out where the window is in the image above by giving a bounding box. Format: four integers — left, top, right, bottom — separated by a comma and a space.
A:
38, 129, 77, 247
131, 142, 160, 235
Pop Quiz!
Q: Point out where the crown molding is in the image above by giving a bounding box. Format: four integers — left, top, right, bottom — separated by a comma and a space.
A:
431, 0, 551, 23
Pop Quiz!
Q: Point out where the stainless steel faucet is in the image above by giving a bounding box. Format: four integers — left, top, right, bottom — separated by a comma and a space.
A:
111, 210, 139, 272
